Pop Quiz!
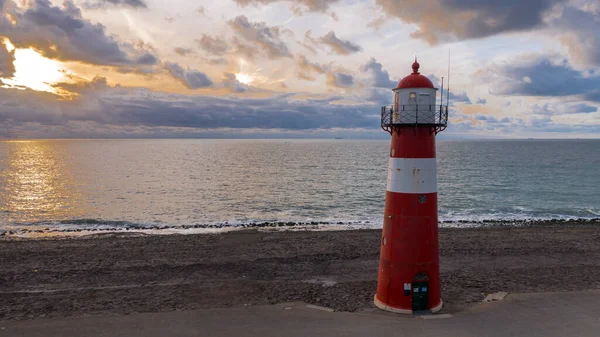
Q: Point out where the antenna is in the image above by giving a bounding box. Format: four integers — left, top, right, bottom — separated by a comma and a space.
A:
440, 76, 444, 106
446, 49, 450, 107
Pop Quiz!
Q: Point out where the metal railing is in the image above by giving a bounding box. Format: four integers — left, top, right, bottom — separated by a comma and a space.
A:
381, 104, 448, 134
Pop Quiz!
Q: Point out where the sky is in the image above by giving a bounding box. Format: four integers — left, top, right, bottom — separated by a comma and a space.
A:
0, 0, 599, 139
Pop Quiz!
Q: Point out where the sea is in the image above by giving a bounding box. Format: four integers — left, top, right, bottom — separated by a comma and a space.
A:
0, 139, 599, 236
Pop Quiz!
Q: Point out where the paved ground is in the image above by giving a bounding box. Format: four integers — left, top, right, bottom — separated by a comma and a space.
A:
2, 290, 599, 337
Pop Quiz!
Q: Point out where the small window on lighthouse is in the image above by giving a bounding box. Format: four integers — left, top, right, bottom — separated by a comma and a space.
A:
418, 94, 430, 104
408, 92, 417, 104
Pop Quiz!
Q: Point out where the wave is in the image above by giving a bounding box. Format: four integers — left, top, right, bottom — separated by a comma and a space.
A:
1, 216, 600, 238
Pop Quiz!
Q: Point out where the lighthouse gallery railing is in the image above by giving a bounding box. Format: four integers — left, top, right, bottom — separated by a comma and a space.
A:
381, 104, 448, 134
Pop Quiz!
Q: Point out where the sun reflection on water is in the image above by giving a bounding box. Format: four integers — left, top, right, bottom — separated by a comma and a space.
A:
0, 140, 86, 230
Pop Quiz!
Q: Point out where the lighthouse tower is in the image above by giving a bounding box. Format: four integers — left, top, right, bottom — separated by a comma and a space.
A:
375, 59, 448, 314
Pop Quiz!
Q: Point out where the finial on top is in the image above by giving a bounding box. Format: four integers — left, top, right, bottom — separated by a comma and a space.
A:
412, 56, 420, 74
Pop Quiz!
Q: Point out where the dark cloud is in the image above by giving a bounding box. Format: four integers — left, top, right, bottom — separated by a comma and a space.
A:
174, 47, 194, 56
228, 15, 291, 59
326, 72, 354, 88
52, 76, 110, 98
551, 6, 600, 67
481, 57, 600, 101
198, 6, 206, 15
0, 0, 158, 67
165, 62, 213, 89
584, 92, 600, 102
472, 114, 512, 124
232, 0, 340, 13
136, 53, 158, 65
0, 42, 15, 78
530, 103, 598, 115
0, 84, 380, 134
476, 98, 487, 104
197, 34, 229, 55
374, 1, 599, 68
375, 0, 566, 44
361, 58, 396, 88
449, 91, 472, 104
316, 31, 361, 55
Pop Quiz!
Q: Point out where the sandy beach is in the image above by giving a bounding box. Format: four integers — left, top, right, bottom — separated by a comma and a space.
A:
1, 220, 600, 321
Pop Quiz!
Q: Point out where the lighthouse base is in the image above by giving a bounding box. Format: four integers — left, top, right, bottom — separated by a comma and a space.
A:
374, 295, 443, 315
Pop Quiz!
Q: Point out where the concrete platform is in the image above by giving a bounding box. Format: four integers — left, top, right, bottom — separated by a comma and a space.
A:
2, 290, 600, 337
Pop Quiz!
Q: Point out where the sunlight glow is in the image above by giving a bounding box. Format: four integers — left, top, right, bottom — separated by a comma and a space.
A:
4, 38, 15, 52
235, 73, 254, 85
1, 39, 67, 94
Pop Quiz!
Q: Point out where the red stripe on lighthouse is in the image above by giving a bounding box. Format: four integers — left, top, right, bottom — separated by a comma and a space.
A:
390, 128, 436, 158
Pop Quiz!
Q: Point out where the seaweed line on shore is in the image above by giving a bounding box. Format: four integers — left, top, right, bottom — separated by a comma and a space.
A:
1, 218, 600, 238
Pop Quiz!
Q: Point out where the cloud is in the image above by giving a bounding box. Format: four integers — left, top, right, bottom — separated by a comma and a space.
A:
228, 15, 291, 59
480, 56, 600, 100
364, 87, 393, 105
90, 0, 147, 8
230, 36, 258, 60
429, 74, 472, 104
476, 98, 487, 104
308, 30, 361, 55
449, 91, 472, 104
197, 34, 229, 55
375, 0, 566, 44
551, 6, 600, 67
584, 92, 600, 102
165, 62, 213, 89
317, 31, 361, 55
116, 66, 159, 76
204, 57, 229, 65
326, 71, 354, 88
52, 76, 110, 98
530, 102, 598, 115
222, 72, 251, 93
0, 84, 380, 135
198, 6, 205, 15
361, 58, 396, 88
174, 47, 194, 56
296, 55, 327, 80
232, 0, 340, 13
0, 41, 15, 78
0, 0, 158, 67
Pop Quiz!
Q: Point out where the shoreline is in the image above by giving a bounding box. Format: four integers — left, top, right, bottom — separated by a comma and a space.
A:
2, 224, 600, 320
2, 218, 599, 239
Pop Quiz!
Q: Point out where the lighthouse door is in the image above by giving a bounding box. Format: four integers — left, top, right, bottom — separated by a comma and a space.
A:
412, 272, 430, 312
412, 282, 429, 311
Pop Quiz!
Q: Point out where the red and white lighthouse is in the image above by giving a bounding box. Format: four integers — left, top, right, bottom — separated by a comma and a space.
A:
375, 59, 448, 314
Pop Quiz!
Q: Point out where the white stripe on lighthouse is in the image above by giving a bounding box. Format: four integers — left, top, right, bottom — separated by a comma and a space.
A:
386, 158, 437, 194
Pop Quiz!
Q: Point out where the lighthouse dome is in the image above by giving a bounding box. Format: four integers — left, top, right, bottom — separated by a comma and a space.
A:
395, 60, 434, 89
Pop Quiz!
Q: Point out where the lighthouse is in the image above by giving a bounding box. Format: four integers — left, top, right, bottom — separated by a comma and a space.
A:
374, 59, 448, 314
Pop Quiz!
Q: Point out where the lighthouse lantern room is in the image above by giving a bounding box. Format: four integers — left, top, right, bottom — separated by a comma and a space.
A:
382, 59, 448, 130
375, 58, 449, 314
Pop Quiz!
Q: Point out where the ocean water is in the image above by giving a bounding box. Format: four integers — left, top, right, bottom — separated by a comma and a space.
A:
0, 139, 599, 235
